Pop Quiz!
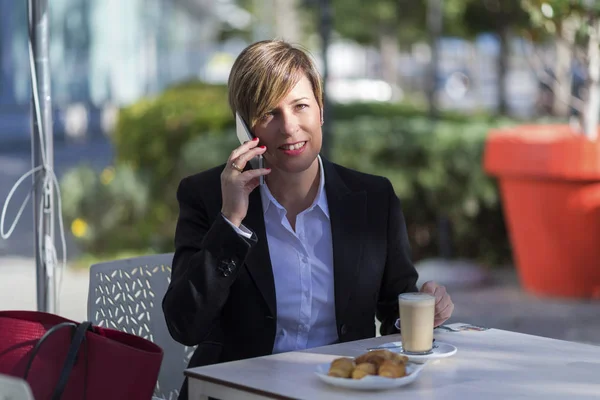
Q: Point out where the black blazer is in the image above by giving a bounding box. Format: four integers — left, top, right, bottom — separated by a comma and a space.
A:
162, 158, 418, 398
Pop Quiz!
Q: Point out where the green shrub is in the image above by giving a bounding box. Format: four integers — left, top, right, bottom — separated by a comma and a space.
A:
62, 80, 514, 266
108, 82, 236, 251
333, 115, 515, 266
60, 164, 154, 254
332, 102, 494, 123
113, 81, 233, 198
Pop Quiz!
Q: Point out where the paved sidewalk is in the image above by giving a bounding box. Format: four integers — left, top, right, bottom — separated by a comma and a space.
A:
0, 257, 89, 322
417, 260, 600, 346
1, 256, 598, 346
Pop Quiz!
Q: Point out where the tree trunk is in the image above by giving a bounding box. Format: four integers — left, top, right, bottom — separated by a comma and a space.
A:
252, 0, 274, 41
273, 0, 301, 43
379, 28, 401, 101
426, 0, 442, 119
497, 26, 509, 115
318, 0, 333, 159
583, 19, 600, 140
552, 20, 575, 117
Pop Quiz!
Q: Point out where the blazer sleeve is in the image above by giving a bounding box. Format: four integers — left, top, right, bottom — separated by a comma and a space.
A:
376, 179, 419, 336
162, 176, 257, 346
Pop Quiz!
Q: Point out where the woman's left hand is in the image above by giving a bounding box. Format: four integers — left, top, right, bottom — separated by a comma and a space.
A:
420, 281, 454, 327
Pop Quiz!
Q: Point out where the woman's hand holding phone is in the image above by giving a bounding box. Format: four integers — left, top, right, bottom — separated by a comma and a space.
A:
221, 139, 271, 227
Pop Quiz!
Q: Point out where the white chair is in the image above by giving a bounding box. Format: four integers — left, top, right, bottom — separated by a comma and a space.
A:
0, 373, 34, 400
87, 253, 196, 400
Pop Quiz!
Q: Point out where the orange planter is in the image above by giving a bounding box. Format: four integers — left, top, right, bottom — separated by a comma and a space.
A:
484, 125, 600, 299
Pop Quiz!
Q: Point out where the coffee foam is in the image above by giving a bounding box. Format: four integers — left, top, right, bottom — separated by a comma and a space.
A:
398, 292, 435, 303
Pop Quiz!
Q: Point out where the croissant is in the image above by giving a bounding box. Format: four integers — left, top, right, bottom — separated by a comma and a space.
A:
327, 357, 355, 378
351, 362, 377, 379
326, 350, 410, 380
354, 352, 386, 366
387, 352, 409, 365
355, 349, 407, 365
378, 359, 407, 378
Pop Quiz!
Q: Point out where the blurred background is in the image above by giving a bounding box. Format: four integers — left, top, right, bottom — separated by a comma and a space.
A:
1, 0, 598, 345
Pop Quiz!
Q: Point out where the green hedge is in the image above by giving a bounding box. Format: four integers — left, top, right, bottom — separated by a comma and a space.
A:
60, 164, 153, 253
332, 102, 495, 123
61, 81, 514, 266
114, 81, 232, 196
110, 82, 236, 249
332, 115, 514, 265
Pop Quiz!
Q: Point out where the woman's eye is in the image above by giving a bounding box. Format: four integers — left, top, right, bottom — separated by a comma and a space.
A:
296, 104, 308, 110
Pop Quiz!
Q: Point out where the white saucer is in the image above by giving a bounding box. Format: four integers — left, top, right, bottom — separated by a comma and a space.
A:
372, 341, 457, 363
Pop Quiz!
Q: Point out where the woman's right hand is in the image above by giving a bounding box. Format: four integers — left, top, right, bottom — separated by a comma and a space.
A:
220, 138, 271, 227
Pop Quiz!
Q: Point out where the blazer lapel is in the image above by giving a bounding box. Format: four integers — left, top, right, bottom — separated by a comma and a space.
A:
242, 189, 277, 319
323, 159, 367, 325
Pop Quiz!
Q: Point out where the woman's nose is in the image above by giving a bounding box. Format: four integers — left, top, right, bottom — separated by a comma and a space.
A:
279, 113, 298, 136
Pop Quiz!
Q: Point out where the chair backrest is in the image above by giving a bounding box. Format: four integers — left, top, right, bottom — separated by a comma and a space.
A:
87, 253, 196, 400
0, 373, 34, 400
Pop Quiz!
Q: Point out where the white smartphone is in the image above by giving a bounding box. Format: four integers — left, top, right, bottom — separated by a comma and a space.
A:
235, 112, 265, 185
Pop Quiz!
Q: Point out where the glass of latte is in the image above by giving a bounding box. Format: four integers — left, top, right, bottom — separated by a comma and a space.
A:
398, 292, 435, 355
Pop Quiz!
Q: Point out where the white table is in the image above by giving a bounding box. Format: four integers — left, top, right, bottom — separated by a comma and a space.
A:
185, 323, 600, 399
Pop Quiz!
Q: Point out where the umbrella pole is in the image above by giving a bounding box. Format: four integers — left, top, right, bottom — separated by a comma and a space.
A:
29, 0, 56, 313
319, 0, 333, 159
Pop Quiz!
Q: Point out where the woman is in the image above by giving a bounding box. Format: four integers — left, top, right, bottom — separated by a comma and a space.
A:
162, 40, 454, 399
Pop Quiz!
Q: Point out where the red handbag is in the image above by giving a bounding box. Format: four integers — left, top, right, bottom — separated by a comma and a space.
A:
0, 310, 163, 400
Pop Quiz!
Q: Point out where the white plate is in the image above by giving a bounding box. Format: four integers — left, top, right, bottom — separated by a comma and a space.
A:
314, 361, 426, 390
372, 341, 457, 363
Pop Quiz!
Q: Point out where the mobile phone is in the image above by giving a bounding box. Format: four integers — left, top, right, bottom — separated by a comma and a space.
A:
235, 112, 265, 185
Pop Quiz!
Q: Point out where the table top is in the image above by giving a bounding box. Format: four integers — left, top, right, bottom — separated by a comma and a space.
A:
185, 323, 600, 399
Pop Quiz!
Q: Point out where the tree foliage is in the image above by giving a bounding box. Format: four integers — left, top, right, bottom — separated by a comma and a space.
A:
330, 0, 473, 46
522, 0, 600, 37
330, 0, 423, 45
521, 0, 600, 139
462, 0, 530, 36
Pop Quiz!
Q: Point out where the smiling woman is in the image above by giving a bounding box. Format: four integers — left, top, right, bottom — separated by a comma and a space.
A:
227, 41, 324, 182
253, 76, 323, 178
227, 40, 324, 129
223, 41, 326, 223
162, 39, 453, 400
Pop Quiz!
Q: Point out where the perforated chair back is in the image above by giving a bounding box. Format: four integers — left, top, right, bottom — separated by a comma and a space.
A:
87, 253, 196, 400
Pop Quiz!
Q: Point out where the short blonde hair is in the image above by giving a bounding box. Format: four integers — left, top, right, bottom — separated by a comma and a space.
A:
228, 40, 323, 129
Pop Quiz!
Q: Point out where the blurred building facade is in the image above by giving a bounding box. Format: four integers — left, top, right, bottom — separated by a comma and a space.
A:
0, 0, 545, 145
0, 0, 225, 143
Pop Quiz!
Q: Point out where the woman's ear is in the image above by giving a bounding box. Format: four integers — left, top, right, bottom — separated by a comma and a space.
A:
320, 108, 324, 126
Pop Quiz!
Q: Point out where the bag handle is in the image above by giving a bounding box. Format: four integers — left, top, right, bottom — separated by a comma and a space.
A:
23, 322, 77, 380
52, 321, 92, 400
23, 320, 93, 400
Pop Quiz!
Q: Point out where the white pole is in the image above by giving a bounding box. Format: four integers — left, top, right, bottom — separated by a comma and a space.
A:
583, 18, 600, 140
29, 0, 56, 313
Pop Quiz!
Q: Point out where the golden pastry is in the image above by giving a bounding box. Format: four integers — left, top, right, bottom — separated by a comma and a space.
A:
327, 357, 355, 378
351, 362, 377, 379
326, 349, 410, 380
354, 352, 386, 366
378, 359, 407, 378
388, 352, 409, 365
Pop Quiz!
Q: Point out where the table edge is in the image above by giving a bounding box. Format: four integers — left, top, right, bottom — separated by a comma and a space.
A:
184, 327, 600, 399
185, 370, 297, 400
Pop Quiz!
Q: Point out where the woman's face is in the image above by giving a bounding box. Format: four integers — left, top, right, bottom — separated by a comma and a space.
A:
252, 75, 322, 175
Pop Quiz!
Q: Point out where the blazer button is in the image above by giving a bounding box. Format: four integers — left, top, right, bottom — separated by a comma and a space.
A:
340, 324, 348, 336
218, 259, 236, 277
